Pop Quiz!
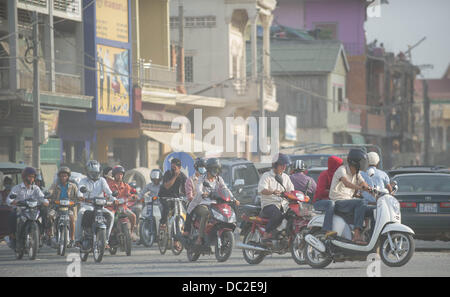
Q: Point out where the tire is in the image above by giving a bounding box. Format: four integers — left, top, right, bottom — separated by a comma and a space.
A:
171, 216, 184, 255
59, 226, 68, 257
215, 230, 234, 262
379, 232, 415, 267
80, 250, 89, 262
187, 248, 201, 262
109, 247, 117, 255
242, 230, 266, 265
290, 230, 307, 265
27, 222, 39, 261
158, 224, 168, 255
93, 229, 106, 263
304, 230, 332, 269
139, 219, 156, 248
122, 223, 132, 256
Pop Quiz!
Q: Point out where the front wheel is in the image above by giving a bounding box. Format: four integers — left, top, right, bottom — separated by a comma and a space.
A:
140, 219, 156, 248
158, 224, 168, 255
122, 223, 132, 256
379, 232, 414, 267
58, 226, 69, 257
171, 216, 184, 255
93, 229, 106, 263
215, 230, 234, 262
291, 230, 307, 265
26, 222, 39, 260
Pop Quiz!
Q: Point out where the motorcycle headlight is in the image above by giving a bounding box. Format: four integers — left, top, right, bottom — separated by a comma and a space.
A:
95, 198, 106, 206
27, 201, 38, 208
59, 200, 70, 206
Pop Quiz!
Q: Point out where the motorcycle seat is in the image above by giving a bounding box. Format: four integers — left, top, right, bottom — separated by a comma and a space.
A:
248, 216, 269, 224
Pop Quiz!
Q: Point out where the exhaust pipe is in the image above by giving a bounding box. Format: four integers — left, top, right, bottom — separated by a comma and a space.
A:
235, 242, 270, 252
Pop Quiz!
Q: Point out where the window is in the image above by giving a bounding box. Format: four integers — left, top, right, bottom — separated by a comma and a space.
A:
185, 56, 193, 83
172, 16, 216, 29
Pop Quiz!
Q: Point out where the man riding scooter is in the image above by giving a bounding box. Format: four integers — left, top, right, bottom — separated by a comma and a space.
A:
258, 153, 295, 245
328, 149, 371, 244
6, 167, 49, 250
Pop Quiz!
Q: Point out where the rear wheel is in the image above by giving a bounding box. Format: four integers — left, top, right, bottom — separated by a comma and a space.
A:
242, 230, 266, 265
304, 230, 332, 269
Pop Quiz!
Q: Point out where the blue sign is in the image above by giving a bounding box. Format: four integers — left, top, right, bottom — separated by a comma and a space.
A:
163, 152, 195, 177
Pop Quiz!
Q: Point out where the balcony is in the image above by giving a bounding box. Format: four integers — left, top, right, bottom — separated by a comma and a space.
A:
19, 70, 82, 96
328, 107, 362, 133
135, 60, 177, 90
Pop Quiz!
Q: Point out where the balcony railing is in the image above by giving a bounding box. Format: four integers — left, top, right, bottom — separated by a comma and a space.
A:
135, 59, 177, 90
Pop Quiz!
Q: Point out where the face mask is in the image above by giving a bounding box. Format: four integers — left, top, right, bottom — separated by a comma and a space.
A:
198, 167, 206, 174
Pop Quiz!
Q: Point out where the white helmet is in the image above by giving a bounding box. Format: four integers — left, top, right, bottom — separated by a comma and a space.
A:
367, 152, 380, 166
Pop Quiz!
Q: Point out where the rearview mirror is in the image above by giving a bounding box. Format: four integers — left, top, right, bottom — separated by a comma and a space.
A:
79, 186, 87, 194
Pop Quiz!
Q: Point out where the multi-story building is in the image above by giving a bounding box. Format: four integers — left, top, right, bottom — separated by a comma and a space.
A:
0, 0, 93, 181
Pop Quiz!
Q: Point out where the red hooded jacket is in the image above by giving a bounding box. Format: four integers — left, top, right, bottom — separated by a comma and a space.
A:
313, 156, 343, 203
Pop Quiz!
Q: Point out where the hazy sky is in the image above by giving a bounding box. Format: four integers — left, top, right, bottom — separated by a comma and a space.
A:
365, 0, 450, 79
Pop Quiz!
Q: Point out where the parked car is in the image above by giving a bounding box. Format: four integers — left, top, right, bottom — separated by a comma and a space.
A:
305, 166, 327, 183
388, 165, 450, 178
289, 154, 347, 169
392, 173, 450, 241
218, 158, 259, 206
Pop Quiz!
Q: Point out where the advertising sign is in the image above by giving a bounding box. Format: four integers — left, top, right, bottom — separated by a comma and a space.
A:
96, 0, 129, 43
163, 152, 195, 178
285, 115, 297, 141
96, 44, 130, 118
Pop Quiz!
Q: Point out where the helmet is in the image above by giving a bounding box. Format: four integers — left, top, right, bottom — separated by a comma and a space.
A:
206, 158, 221, 176
292, 159, 307, 172
367, 152, 380, 166
112, 165, 125, 178
86, 160, 101, 181
194, 158, 206, 170
58, 166, 71, 177
272, 153, 291, 168
22, 167, 37, 180
150, 169, 162, 181
347, 149, 368, 172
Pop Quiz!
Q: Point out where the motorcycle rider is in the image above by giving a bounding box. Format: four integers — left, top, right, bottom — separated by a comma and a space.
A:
361, 152, 392, 204
1, 176, 13, 205
47, 166, 78, 246
312, 156, 343, 238
139, 169, 163, 205
107, 165, 137, 239
183, 158, 206, 236
258, 153, 295, 244
289, 159, 317, 196
75, 160, 116, 248
6, 167, 49, 250
328, 149, 371, 244
159, 158, 187, 230
187, 158, 238, 246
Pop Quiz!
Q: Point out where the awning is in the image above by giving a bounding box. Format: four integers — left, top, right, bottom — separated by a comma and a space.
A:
139, 110, 185, 123
142, 130, 223, 156
350, 133, 366, 144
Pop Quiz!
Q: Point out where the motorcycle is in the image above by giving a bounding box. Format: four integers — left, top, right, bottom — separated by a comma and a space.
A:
237, 189, 312, 265
78, 186, 118, 263
139, 194, 161, 248
9, 194, 42, 260
108, 197, 132, 256
184, 182, 237, 263
303, 186, 415, 268
52, 199, 76, 256
158, 196, 186, 255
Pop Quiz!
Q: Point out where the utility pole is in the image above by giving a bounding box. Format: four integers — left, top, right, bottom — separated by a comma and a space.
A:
258, 54, 265, 161
423, 79, 431, 165
177, 1, 185, 93
32, 11, 41, 169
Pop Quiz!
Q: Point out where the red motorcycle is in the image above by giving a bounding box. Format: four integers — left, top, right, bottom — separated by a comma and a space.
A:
238, 187, 313, 265
184, 182, 238, 263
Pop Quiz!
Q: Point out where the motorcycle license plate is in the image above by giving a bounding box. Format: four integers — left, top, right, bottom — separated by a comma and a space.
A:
418, 203, 437, 213
60, 215, 69, 221
96, 216, 105, 223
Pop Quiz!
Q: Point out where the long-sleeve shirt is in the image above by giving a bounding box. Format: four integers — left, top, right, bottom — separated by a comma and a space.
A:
77, 177, 114, 206
290, 172, 317, 195
7, 183, 47, 208
139, 183, 161, 200
185, 174, 201, 202
187, 175, 228, 214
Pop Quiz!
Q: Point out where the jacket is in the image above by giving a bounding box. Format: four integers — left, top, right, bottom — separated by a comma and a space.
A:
313, 156, 343, 203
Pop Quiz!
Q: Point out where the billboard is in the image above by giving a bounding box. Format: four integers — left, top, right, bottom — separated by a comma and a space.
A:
96, 44, 130, 118
96, 0, 129, 42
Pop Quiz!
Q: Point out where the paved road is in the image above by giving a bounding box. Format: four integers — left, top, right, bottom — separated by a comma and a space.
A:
1, 239, 449, 277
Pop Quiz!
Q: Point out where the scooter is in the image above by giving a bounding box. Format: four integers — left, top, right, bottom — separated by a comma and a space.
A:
139, 194, 161, 248
108, 197, 132, 256
184, 182, 238, 263
303, 187, 415, 268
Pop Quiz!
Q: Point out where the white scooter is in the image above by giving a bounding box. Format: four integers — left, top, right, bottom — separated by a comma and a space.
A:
304, 186, 415, 268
